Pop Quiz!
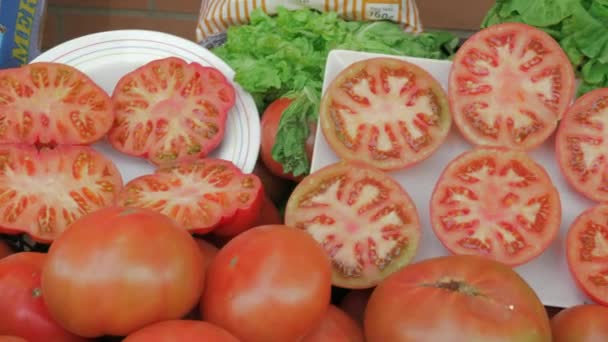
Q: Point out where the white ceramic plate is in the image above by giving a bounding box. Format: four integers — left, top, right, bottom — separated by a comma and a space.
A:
311, 49, 595, 308
31, 29, 260, 182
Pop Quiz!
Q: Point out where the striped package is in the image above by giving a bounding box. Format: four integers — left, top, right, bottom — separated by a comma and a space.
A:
196, 0, 422, 47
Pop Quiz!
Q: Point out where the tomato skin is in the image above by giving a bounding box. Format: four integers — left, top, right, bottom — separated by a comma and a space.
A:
0, 252, 86, 342
0, 337, 28, 342
339, 289, 373, 327
123, 320, 239, 342
0, 240, 12, 260
195, 239, 219, 272
302, 305, 364, 342
551, 304, 608, 342
41, 207, 205, 338
214, 195, 282, 238
201, 225, 332, 342
364, 255, 551, 342
260, 98, 315, 181
252, 161, 294, 204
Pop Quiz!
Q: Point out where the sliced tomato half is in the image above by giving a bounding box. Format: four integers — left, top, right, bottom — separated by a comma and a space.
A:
430, 148, 561, 266
0, 63, 114, 146
0, 145, 123, 242
285, 161, 421, 289
116, 159, 263, 234
566, 204, 608, 305
556, 88, 608, 203
319, 57, 451, 171
108, 57, 236, 166
448, 23, 576, 150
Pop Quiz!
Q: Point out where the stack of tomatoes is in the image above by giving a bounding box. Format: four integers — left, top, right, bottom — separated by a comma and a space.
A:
1, 21, 608, 341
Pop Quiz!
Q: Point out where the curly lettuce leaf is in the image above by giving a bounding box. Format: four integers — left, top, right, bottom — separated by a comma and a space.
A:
214, 8, 457, 176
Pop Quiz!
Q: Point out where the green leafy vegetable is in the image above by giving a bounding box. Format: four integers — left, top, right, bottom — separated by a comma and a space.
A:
481, 0, 608, 96
213, 8, 458, 177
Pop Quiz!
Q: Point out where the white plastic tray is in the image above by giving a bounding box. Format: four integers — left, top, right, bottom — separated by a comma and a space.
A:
311, 49, 595, 308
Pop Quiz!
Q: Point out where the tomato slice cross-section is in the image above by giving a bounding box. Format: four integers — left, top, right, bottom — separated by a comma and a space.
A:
285, 161, 421, 289
116, 159, 263, 234
556, 88, 608, 203
0, 63, 114, 146
566, 204, 608, 305
320, 57, 451, 171
0, 145, 123, 242
108, 57, 236, 165
448, 23, 576, 150
430, 148, 561, 266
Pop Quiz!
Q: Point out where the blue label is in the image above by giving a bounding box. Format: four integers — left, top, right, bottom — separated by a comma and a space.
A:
0, 0, 46, 69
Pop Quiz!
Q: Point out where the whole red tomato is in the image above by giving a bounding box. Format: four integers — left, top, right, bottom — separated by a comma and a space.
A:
0, 252, 85, 341
0, 240, 12, 260
195, 239, 219, 272
260, 98, 315, 181
252, 161, 294, 204
41, 207, 205, 338
0, 336, 28, 342
365, 255, 551, 341
551, 304, 608, 342
201, 225, 332, 341
124, 320, 239, 342
339, 289, 373, 327
302, 305, 364, 342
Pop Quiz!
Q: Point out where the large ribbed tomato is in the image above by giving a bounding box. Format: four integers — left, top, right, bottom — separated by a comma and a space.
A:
41, 207, 205, 338
201, 225, 332, 342
364, 255, 551, 341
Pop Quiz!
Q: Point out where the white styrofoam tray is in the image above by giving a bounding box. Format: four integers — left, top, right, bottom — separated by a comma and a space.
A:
311, 49, 595, 308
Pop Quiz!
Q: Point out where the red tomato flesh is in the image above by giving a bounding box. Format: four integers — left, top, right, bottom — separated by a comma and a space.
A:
201, 225, 332, 342
556, 87, 608, 203
108, 57, 236, 166
0, 252, 86, 342
551, 304, 608, 342
0, 62, 114, 146
566, 204, 608, 306
364, 255, 551, 342
0, 144, 122, 242
285, 160, 421, 289
124, 320, 239, 342
449, 23, 576, 150
320, 57, 451, 171
430, 148, 561, 266
41, 207, 205, 338
116, 158, 263, 234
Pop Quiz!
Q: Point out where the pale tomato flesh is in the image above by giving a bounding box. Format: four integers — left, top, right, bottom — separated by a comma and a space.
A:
566, 204, 608, 306
0, 63, 114, 146
285, 161, 421, 289
320, 57, 451, 171
364, 255, 551, 342
556, 88, 608, 203
430, 148, 561, 266
108, 57, 236, 165
116, 158, 263, 233
449, 23, 575, 150
0, 145, 122, 242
